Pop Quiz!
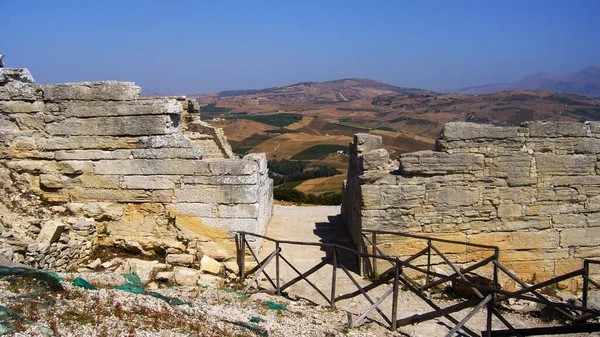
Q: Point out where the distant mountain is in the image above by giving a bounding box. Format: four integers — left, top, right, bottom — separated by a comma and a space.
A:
192, 78, 436, 104
455, 66, 600, 98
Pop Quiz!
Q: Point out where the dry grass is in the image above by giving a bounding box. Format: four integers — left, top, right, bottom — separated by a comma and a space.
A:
295, 174, 346, 194
251, 133, 352, 160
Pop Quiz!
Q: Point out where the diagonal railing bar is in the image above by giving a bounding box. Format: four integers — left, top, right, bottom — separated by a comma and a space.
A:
243, 236, 278, 290
335, 265, 396, 302
396, 297, 482, 327
243, 248, 280, 293
485, 323, 600, 337
279, 254, 332, 303
419, 254, 497, 291
584, 275, 600, 289
350, 287, 394, 328
397, 274, 480, 337
444, 294, 492, 337
490, 308, 525, 337
496, 269, 584, 302
493, 260, 575, 321
339, 264, 392, 326
430, 243, 485, 299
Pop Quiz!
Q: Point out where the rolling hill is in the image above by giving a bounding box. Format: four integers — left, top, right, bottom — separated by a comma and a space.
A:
455, 66, 600, 98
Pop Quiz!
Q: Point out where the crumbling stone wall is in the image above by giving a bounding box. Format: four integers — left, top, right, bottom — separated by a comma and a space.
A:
0, 68, 273, 271
342, 122, 600, 289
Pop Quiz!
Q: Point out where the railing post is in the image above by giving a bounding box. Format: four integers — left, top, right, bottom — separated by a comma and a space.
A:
276, 242, 281, 296
372, 232, 377, 278
240, 233, 246, 282
331, 246, 337, 309
391, 259, 400, 331
583, 260, 589, 315
426, 239, 432, 286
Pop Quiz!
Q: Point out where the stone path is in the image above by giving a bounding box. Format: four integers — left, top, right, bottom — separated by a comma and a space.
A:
253, 205, 580, 336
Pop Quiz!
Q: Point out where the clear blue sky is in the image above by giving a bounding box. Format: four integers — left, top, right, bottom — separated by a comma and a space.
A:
5, 0, 600, 94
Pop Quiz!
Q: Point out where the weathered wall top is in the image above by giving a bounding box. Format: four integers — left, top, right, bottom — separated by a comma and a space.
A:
343, 121, 600, 290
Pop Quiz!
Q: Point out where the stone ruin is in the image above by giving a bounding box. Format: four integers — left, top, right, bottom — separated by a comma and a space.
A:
0, 67, 273, 279
342, 122, 600, 290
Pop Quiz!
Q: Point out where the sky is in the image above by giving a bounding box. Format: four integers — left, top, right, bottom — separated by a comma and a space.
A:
4, 0, 600, 94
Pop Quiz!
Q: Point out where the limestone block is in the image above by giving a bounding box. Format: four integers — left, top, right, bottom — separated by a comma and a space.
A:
0, 101, 44, 113
526, 121, 588, 138
501, 249, 569, 262
217, 203, 259, 218
488, 155, 531, 178
441, 122, 521, 140
166, 203, 216, 218
46, 115, 177, 136
57, 161, 93, 175
0, 81, 42, 100
576, 138, 600, 154
506, 177, 537, 187
360, 172, 397, 185
361, 184, 425, 210
39, 136, 141, 151
181, 174, 259, 185
154, 271, 174, 283
589, 121, 600, 136
128, 258, 169, 285
361, 149, 389, 171
69, 187, 152, 203
55, 150, 132, 161
37, 220, 65, 244
560, 228, 600, 247
64, 174, 122, 190
497, 202, 523, 219
552, 214, 587, 228
428, 186, 480, 207
42, 81, 141, 101
173, 266, 200, 286
587, 213, 600, 227
39, 174, 63, 189
199, 218, 257, 233
138, 135, 194, 149
198, 242, 235, 262
200, 255, 221, 275
122, 175, 178, 190
57, 99, 182, 117
399, 151, 484, 175
208, 159, 257, 175
165, 254, 195, 267
550, 176, 600, 187
470, 231, 559, 250
354, 133, 382, 153
131, 148, 203, 159
197, 274, 225, 288
0, 68, 36, 84
87, 258, 102, 270
526, 138, 578, 153
174, 185, 259, 204
243, 153, 268, 174
535, 154, 595, 176
94, 159, 210, 175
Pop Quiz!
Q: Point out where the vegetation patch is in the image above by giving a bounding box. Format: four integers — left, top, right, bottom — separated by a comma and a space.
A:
273, 187, 342, 205
322, 122, 365, 132
199, 103, 233, 113
291, 144, 348, 160
268, 159, 341, 185
375, 126, 396, 132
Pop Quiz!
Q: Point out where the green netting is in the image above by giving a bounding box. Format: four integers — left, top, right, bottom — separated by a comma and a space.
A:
146, 292, 191, 306
121, 273, 143, 287
113, 273, 144, 294
42, 271, 65, 282
0, 305, 24, 335
224, 320, 268, 337
72, 277, 97, 290
263, 301, 289, 311
0, 266, 64, 292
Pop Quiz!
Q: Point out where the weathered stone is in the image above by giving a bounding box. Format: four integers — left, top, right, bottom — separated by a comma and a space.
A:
488, 155, 531, 178
127, 258, 169, 285
39, 136, 141, 151
57, 99, 182, 117
55, 150, 132, 161
208, 159, 257, 175
87, 258, 102, 270
354, 133, 382, 153
535, 154, 595, 176
175, 185, 259, 204
0, 68, 35, 84
442, 122, 521, 140
94, 159, 209, 175
166, 203, 216, 218
575, 138, 600, 154
0, 100, 44, 113
243, 153, 268, 174
0, 81, 42, 100
181, 174, 259, 185
200, 255, 221, 275
361, 149, 389, 171
526, 121, 588, 138
37, 220, 65, 244
197, 274, 224, 288
165, 254, 195, 267
46, 115, 177, 136
198, 242, 235, 262
173, 267, 200, 286
154, 271, 174, 283
560, 228, 600, 247
217, 204, 259, 218
428, 186, 480, 207
122, 175, 177, 190
131, 148, 203, 159
400, 151, 484, 175
39, 174, 63, 189
42, 81, 141, 101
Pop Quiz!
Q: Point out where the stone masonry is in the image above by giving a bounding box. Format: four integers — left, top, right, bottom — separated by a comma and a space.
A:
0, 68, 273, 271
342, 122, 600, 290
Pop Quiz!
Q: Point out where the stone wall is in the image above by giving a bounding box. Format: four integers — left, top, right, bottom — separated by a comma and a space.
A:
342, 122, 600, 290
0, 68, 273, 271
